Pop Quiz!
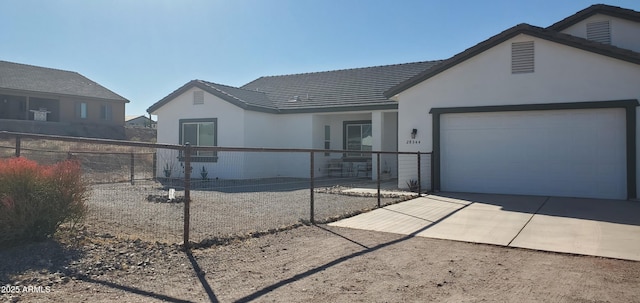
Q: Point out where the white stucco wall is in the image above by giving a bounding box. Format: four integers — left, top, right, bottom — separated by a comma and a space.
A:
396, 34, 640, 192
560, 14, 640, 53
152, 87, 246, 179
269, 113, 313, 178
153, 87, 403, 180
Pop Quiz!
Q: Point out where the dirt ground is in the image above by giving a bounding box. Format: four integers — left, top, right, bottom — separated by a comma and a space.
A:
2, 224, 639, 303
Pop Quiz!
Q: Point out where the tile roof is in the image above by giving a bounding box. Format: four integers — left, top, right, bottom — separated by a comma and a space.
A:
241, 61, 441, 112
548, 4, 640, 31
148, 61, 441, 114
0, 60, 128, 102
147, 79, 278, 114
126, 115, 154, 122
385, 23, 640, 98
199, 80, 277, 111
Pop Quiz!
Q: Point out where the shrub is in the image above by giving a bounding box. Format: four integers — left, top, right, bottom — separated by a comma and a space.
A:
406, 179, 420, 193
0, 157, 88, 246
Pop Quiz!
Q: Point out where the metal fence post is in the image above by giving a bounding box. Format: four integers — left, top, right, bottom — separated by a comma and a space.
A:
130, 152, 135, 185
417, 151, 422, 195
377, 152, 381, 208
430, 152, 435, 194
310, 151, 315, 224
152, 152, 157, 181
183, 143, 192, 249
15, 135, 21, 157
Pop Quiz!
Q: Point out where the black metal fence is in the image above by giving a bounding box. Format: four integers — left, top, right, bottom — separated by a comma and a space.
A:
0, 131, 431, 248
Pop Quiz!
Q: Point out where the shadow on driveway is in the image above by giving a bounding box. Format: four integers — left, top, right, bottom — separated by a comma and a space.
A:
435, 192, 640, 226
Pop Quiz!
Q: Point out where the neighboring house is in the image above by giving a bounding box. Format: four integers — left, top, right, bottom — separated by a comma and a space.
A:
0, 60, 129, 139
386, 4, 640, 200
147, 61, 439, 179
126, 115, 156, 128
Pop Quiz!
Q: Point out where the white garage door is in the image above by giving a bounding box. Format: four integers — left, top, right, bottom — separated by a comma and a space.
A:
440, 108, 626, 199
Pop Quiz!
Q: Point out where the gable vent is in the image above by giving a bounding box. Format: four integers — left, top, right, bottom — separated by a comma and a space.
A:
511, 41, 534, 74
586, 20, 611, 44
193, 90, 204, 105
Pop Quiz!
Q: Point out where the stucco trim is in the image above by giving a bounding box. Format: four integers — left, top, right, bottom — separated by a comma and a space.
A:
430, 99, 638, 199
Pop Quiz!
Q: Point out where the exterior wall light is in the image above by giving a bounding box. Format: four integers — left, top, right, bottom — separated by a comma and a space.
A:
411, 128, 418, 139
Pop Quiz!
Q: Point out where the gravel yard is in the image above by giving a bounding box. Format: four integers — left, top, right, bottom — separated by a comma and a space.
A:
85, 179, 414, 245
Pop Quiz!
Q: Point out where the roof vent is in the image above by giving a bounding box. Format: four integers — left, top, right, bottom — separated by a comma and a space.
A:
288, 96, 301, 102
193, 90, 204, 105
587, 20, 611, 44
511, 41, 534, 74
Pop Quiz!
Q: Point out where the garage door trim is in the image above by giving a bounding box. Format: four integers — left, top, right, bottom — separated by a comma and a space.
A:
429, 99, 638, 199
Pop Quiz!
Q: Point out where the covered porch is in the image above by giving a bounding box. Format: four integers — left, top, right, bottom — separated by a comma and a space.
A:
312, 110, 398, 180
0, 93, 60, 122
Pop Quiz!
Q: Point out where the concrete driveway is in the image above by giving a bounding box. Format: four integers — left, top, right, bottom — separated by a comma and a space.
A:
329, 192, 640, 261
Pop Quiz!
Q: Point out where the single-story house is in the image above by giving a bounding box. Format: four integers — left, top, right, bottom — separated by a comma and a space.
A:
149, 4, 640, 200
147, 61, 439, 180
0, 60, 129, 139
126, 115, 156, 128
386, 4, 640, 200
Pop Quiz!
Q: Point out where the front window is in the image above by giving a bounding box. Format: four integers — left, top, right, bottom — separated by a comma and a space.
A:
179, 118, 217, 162
344, 121, 372, 158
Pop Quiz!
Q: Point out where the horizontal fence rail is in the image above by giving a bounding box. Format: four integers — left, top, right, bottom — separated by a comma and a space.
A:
0, 131, 431, 248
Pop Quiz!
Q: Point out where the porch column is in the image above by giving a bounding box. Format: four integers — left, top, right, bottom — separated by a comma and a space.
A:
372, 111, 384, 180
25, 96, 30, 120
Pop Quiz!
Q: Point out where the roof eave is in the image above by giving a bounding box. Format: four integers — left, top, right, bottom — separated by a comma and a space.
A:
147, 80, 279, 114
548, 4, 640, 31
279, 103, 397, 114
0, 87, 129, 103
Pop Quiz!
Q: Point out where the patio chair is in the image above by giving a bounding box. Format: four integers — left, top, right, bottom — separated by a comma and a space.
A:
327, 159, 343, 177
355, 159, 372, 177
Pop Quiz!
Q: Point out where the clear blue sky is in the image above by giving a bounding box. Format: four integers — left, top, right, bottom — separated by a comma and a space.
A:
2, 0, 639, 116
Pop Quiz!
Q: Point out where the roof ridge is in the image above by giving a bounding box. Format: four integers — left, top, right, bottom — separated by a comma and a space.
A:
0, 60, 82, 76
199, 79, 265, 94
197, 80, 278, 110
198, 80, 248, 103
243, 60, 443, 82
548, 4, 640, 30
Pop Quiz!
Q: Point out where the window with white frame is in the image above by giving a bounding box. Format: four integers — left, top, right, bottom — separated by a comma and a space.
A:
344, 121, 372, 158
179, 118, 217, 162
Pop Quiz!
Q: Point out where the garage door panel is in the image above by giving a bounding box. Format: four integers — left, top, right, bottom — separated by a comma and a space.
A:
441, 108, 626, 199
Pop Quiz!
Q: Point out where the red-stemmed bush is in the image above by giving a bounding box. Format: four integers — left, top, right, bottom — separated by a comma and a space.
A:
0, 157, 88, 246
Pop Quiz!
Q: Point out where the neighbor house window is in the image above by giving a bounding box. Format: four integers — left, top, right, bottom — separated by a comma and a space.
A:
76, 102, 87, 119
324, 125, 331, 156
100, 104, 112, 121
511, 41, 534, 74
344, 121, 372, 158
179, 118, 217, 162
